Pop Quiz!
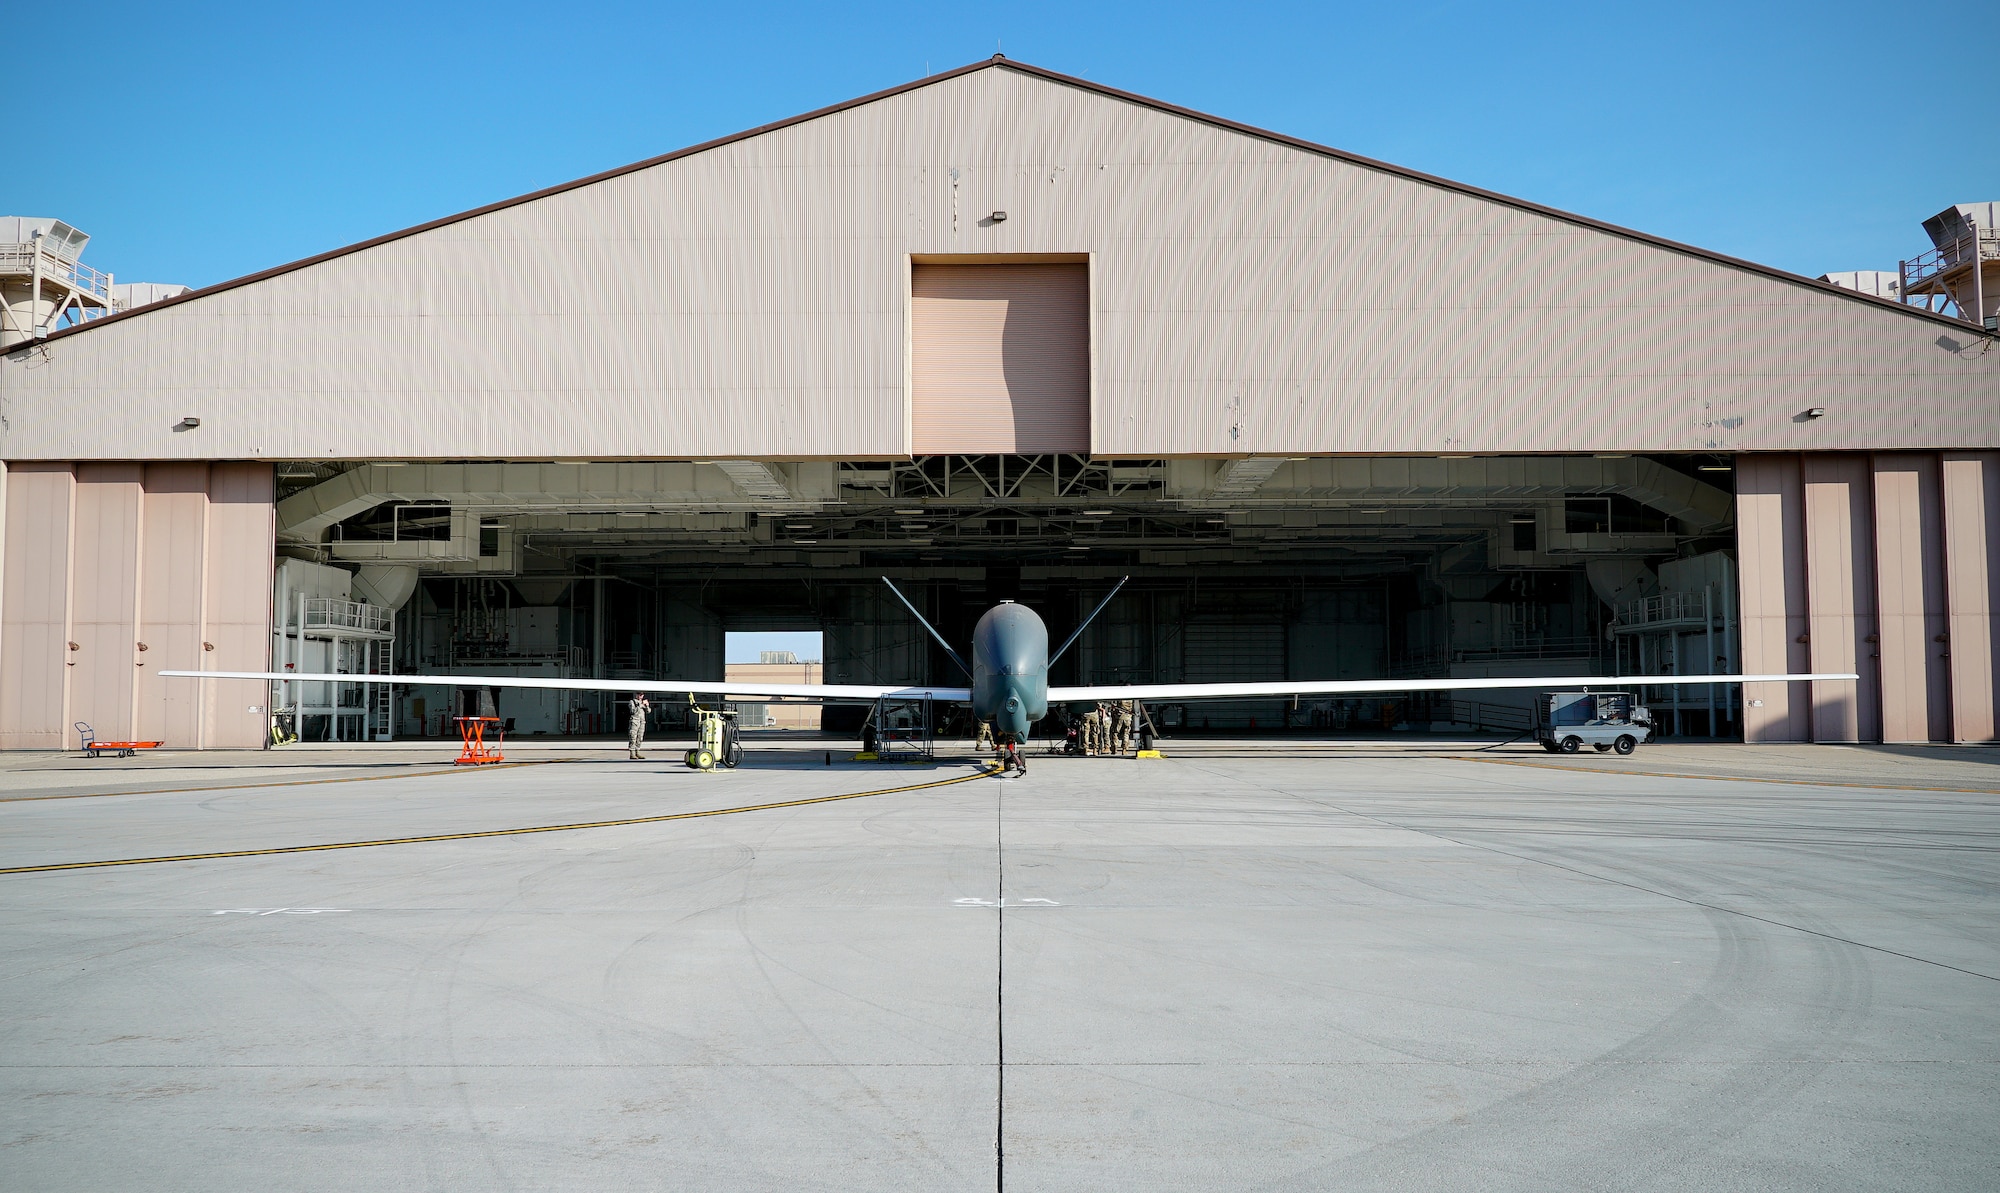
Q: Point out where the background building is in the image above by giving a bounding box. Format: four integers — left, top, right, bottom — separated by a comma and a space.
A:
2, 59, 1996, 749
725, 652, 825, 730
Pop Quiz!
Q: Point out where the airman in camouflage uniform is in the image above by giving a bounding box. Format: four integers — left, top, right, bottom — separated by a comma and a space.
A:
627, 693, 651, 760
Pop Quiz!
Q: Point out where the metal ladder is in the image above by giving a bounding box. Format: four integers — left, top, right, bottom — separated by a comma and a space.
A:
368, 639, 394, 741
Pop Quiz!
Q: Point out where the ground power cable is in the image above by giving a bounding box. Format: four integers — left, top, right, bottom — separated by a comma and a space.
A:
0, 764, 1001, 876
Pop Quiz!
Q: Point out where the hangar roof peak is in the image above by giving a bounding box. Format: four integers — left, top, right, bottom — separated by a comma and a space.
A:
11, 55, 1985, 346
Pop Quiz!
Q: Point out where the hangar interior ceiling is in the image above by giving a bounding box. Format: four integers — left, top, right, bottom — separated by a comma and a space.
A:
270, 452, 1739, 741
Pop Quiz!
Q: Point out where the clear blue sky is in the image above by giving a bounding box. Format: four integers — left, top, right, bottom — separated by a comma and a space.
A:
726, 632, 823, 665
12, 2, 1994, 289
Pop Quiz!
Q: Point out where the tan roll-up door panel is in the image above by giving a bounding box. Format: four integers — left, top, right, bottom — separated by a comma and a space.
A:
911, 263, 1089, 454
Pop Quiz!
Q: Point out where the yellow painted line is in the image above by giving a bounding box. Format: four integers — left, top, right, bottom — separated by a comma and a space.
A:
1446, 754, 2000, 795
0, 764, 1001, 876
0, 759, 554, 804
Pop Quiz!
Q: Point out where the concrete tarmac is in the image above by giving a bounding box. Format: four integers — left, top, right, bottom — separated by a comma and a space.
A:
1, 740, 1996, 1189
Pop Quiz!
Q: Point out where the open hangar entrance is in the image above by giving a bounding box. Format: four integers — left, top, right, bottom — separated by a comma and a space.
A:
268, 452, 1741, 743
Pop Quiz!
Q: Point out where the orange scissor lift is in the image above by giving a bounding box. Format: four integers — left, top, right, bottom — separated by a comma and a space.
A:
453, 716, 505, 765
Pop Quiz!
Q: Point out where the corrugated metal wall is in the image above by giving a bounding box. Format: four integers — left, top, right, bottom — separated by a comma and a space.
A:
0, 462, 273, 749
0, 464, 76, 749
825, 585, 925, 689
910, 263, 1089, 454
1288, 590, 1387, 681
1801, 455, 1879, 742
1183, 621, 1287, 728
4, 67, 1992, 462
1738, 451, 2000, 742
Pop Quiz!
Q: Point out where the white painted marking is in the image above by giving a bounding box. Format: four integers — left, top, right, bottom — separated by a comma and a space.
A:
212, 908, 349, 916
951, 898, 1061, 908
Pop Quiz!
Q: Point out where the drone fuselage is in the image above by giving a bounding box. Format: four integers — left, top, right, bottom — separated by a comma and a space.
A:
970, 600, 1049, 740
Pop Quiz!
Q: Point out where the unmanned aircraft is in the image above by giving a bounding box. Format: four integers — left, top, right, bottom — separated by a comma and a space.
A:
167, 577, 1856, 765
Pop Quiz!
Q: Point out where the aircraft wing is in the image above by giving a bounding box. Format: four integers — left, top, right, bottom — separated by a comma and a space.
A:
1047, 673, 1857, 702
159, 671, 971, 703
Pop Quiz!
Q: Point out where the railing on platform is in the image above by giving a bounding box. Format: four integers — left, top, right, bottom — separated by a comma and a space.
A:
300, 597, 393, 636
1616, 590, 1714, 631
0, 242, 116, 304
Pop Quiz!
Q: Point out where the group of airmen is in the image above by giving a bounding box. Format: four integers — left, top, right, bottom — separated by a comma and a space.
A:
970, 701, 1136, 761
1078, 700, 1136, 756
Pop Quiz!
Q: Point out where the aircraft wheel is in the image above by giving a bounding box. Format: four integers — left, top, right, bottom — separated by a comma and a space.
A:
1559, 736, 1582, 754
1614, 735, 1638, 756
1540, 740, 1560, 753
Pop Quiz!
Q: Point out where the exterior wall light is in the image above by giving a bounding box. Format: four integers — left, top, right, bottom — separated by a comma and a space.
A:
990, 211, 1007, 222
1804, 407, 1826, 419
177, 416, 201, 429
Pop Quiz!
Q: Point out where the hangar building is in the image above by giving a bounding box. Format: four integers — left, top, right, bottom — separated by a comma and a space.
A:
1, 58, 1996, 749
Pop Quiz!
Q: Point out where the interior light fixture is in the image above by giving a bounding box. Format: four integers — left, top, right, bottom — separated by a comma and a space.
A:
1067, 545, 1089, 551
1205, 518, 1226, 524
1697, 463, 1733, 472
1081, 510, 1113, 516
1593, 454, 1630, 460
893, 508, 924, 515
784, 523, 812, 529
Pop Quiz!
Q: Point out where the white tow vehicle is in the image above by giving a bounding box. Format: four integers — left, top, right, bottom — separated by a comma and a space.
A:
1534, 691, 1653, 755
